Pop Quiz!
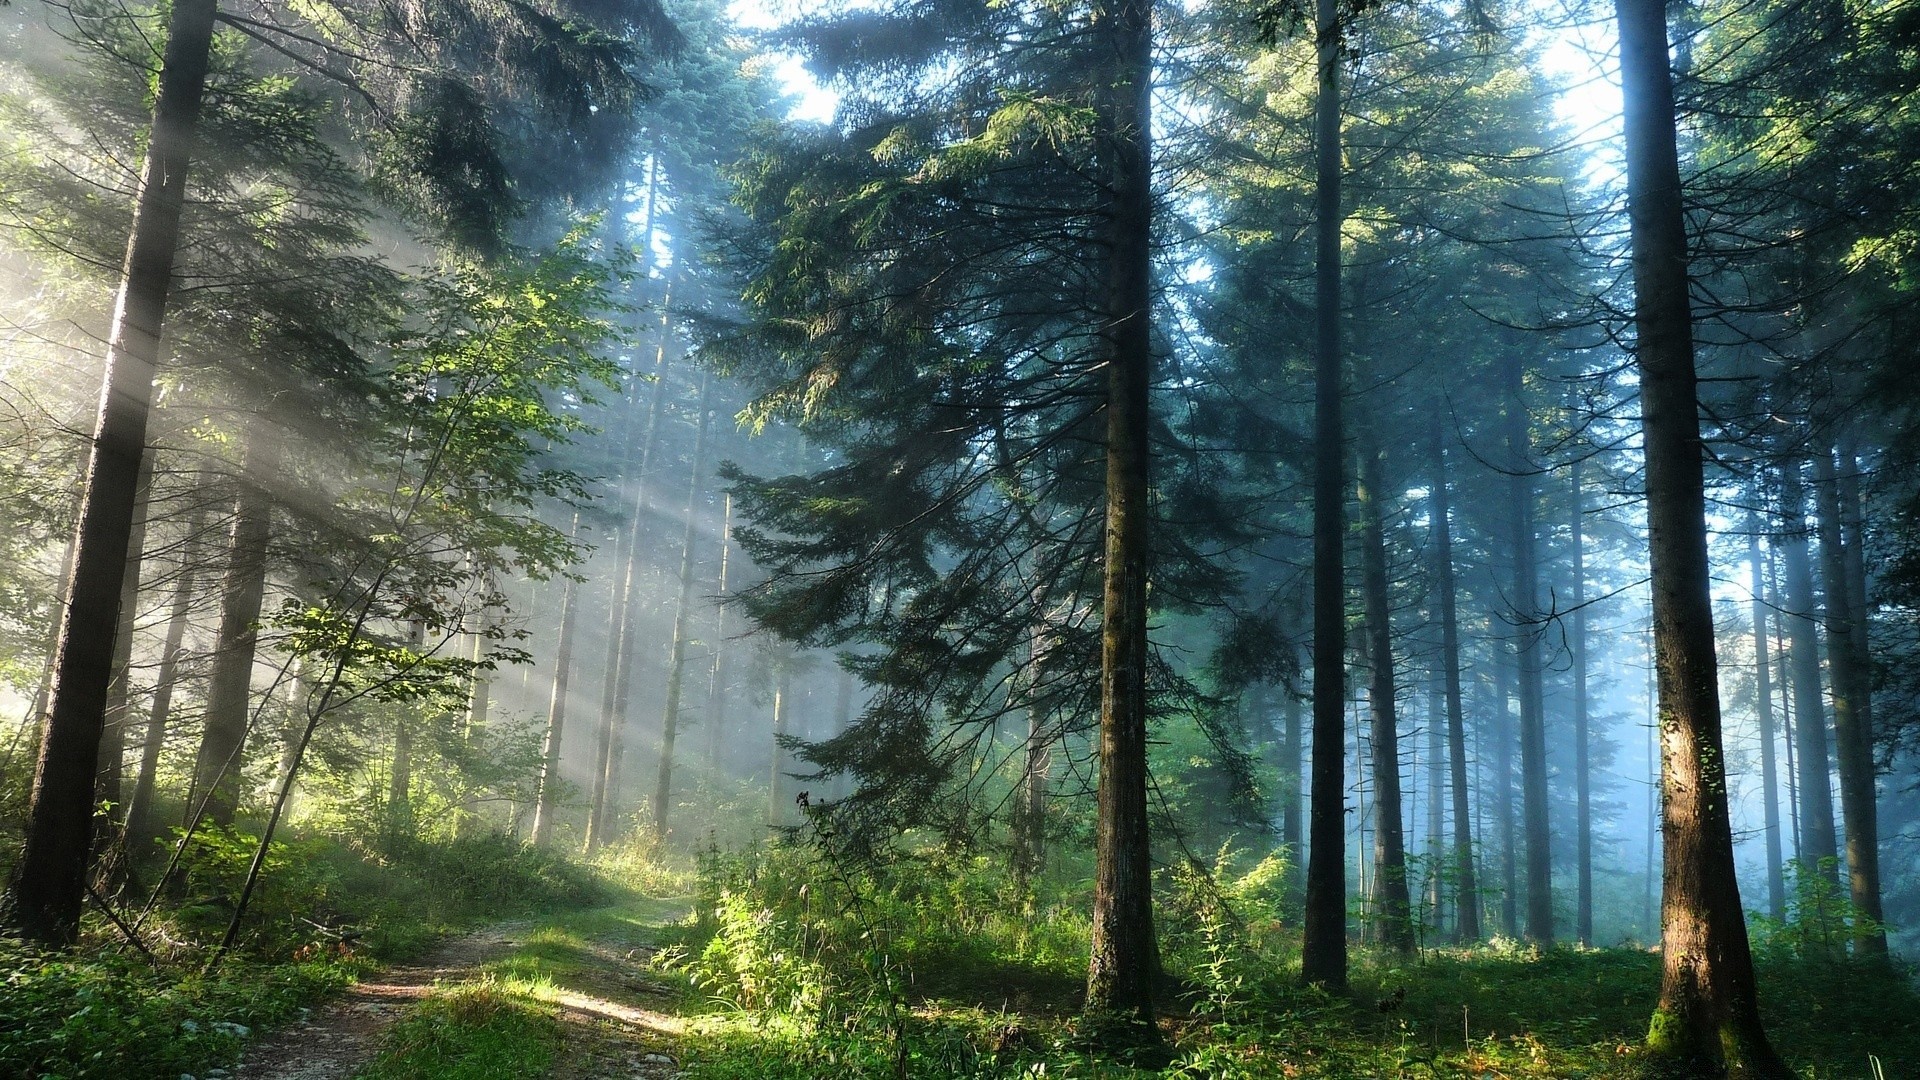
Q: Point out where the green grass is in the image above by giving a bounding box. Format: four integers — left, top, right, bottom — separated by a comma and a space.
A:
354, 897, 695, 1079
355, 981, 562, 1080
664, 925, 1920, 1079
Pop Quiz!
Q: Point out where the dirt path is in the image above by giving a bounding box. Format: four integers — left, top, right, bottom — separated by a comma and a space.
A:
233, 923, 529, 1079
231, 904, 693, 1080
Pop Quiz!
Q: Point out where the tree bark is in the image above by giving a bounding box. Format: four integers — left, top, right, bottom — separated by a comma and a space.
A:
1811, 447, 1885, 953
530, 512, 583, 848
1300, 0, 1349, 990
1428, 423, 1479, 941
1084, 0, 1157, 1025
4, 0, 218, 946
1357, 439, 1413, 954
190, 448, 274, 831
1570, 458, 1592, 945
649, 374, 713, 843
1617, 0, 1789, 1065
1505, 360, 1551, 946
1777, 460, 1840, 875
1748, 521, 1787, 921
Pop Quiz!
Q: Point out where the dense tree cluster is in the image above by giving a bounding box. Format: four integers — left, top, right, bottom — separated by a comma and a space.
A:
3, 0, 1918, 1070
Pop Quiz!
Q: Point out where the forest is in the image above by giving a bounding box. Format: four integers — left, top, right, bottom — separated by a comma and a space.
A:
1, 0, 1917, 1073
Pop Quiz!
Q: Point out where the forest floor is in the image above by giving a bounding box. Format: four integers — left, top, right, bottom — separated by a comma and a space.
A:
232, 898, 693, 1080
205, 887, 1920, 1080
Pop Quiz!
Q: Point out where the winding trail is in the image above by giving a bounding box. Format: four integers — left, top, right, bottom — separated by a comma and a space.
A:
233, 901, 692, 1079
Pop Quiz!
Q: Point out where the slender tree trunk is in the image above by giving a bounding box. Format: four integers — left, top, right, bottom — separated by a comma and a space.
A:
1301, 0, 1348, 990
530, 513, 583, 848
24, 524, 80, 747
1084, 0, 1157, 1023
98, 452, 158, 833
1357, 439, 1413, 954
1429, 425, 1479, 941
387, 622, 424, 847
1617, 0, 1788, 1064
1425, 678, 1444, 937
454, 617, 490, 838
1770, 551, 1801, 866
587, 470, 637, 848
125, 510, 205, 857
1812, 447, 1885, 953
1505, 362, 1551, 946
1494, 644, 1517, 935
1015, 612, 1051, 881
769, 663, 792, 826
649, 374, 713, 844
1837, 447, 1873, 746
586, 155, 662, 852
1748, 522, 1787, 921
1280, 682, 1303, 883
704, 493, 733, 776
190, 450, 273, 831
4, 0, 218, 946
1571, 458, 1592, 945
1777, 461, 1840, 875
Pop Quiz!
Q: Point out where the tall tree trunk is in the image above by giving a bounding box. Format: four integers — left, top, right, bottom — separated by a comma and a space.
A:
124, 510, 206, 858
98, 452, 158, 835
1494, 643, 1517, 935
585, 155, 663, 852
1425, 679, 1444, 935
530, 513, 583, 849
1506, 362, 1551, 946
1300, 0, 1349, 990
1357, 439, 1413, 954
4, 0, 218, 946
1280, 681, 1303, 889
769, 663, 792, 826
1617, 0, 1788, 1064
1748, 522, 1787, 921
1777, 461, 1840, 875
1428, 424, 1479, 941
1837, 446, 1873, 746
1570, 458, 1592, 945
649, 374, 713, 844
705, 493, 733, 775
1084, 0, 1157, 1024
1770, 552, 1801, 866
1811, 447, 1885, 954
454, 617, 491, 838
190, 450, 273, 831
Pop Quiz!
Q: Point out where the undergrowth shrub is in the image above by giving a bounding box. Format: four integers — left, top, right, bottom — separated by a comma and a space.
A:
0, 941, 355, 1079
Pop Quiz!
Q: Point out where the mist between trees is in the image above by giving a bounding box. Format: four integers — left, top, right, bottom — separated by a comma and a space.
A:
1, 0, 1917, 1074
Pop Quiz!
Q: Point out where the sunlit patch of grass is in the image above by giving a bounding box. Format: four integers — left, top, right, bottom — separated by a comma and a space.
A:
354, 979, 560, 1080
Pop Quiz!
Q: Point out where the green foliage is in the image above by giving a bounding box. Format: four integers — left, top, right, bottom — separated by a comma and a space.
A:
0, 942, 354, 1079
356, 979, 562, 1080
1748, 858, 1882, 959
